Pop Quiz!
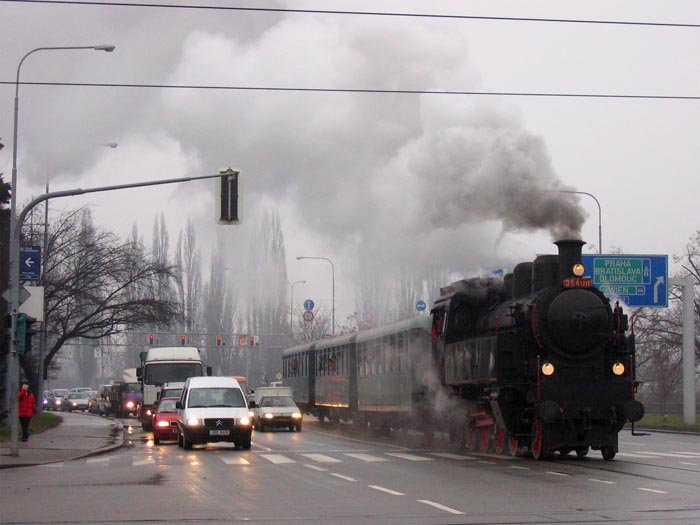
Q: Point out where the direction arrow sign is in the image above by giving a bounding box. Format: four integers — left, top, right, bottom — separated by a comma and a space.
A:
581, 254, 668, 308
416, 300, 427, 312
20, 245, 41, 283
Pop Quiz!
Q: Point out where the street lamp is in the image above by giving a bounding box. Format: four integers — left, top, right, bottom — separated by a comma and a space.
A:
296, 256, 335, 336
5, 44, 115, 456
289, 280, 306, 335
558, 190, 602, 254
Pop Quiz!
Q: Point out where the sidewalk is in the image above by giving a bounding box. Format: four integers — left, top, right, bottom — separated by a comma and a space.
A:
0, 411, 124, 469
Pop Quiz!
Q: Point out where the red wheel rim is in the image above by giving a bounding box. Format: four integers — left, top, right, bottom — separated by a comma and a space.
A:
494, 429, 506, 455
508, 437, 519, 456
479, 428, 491, 452
532, 419, 543, 459
467, 426, 478, 451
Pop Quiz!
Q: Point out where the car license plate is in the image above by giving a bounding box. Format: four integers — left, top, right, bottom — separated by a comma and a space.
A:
209, 429, 230, 436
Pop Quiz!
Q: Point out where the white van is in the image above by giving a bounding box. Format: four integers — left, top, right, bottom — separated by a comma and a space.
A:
176, 376, 252, 450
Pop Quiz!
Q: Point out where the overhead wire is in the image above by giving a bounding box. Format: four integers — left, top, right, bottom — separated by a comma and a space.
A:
0, 80, 698, 101
1, 0, 699, 29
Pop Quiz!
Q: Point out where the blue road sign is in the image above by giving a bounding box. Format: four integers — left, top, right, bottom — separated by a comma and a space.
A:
416, 299, 427, 311
581, 254, 668, 308
303, 299, 315, 311
20, 245, 41, 283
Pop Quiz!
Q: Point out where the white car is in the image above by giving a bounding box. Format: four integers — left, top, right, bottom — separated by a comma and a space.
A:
176, 376, 252, 450
250, 395, 303, 432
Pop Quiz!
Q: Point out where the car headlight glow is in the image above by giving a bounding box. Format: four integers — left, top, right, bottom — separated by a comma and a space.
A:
186, 416, 202, 426
126, 401, 135, 409
292, 412, 302, 419
146, 409, 153, 416
72, 402, 77, 406
156, 420, 170, 427
248, 410, 255, 418
612, 362, 626, 375
264, 413, 274, 419
55, 399, 61, 406
238, 417, 251, 426
541, 362, 555, 376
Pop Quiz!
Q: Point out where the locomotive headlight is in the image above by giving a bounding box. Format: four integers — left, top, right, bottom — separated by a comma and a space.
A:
612, 361, 626, 375
572, 263, 585, 277
541, 362, 555, 376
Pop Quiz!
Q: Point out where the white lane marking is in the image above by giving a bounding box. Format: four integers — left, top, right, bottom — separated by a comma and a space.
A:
509, 465, 530, 470
86, 457, 110, 464
417, 499, 465, 515
260, 454, 295, 464
220, 456, 250, 465
678, 462, 698, 466
331, 473, 357, 482
546, 471, 570, 477
588, 478, 616, 485
635, 451, 700, 459
369, 485, 405, 496
429, 452, 476, 460
132, 458, 156, 466
638, 488, 668, 494
343, 453, 388, 462
39, 462, 64, 467
304, 464, 327, 472
672, 451, 700, 456
619, 441, 645, 446
617, 452, 663, 459
478, 460, 496, 465
385, 452, 433, 461
300, 453, 341, 463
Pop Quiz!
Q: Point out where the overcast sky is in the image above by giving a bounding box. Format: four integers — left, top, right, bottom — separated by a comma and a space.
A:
2, 0, 699, 321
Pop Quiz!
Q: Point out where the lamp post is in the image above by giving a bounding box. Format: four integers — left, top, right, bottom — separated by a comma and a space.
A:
559, 190, 602, 254
289, 280, 306, 335
5, 44, 115, 456
296, 256, 335, 336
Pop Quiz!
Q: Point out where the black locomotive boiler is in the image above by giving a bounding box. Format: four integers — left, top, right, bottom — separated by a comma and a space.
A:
433, 239, 644, 459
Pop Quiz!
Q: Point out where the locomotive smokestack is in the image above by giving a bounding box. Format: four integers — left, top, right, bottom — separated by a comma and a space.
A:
554, 239, 586, 282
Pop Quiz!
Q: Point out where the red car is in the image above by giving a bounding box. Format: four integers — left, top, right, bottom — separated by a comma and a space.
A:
152, 397, 180, 444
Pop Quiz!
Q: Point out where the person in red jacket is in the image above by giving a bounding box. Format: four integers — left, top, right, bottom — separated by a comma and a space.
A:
18, 382, 37, 442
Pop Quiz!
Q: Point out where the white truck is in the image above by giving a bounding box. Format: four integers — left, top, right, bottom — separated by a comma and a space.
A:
137, 346, 211, 430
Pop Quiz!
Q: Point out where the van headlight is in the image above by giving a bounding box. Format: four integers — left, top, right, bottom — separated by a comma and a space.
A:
291, 412, 302, 419
126, 401, 135, 409
238, 417, 251, 426
186, 417, 202, 426
264, 413, 274, 420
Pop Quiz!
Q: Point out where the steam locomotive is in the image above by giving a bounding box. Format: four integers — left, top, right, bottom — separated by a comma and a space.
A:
283, 239, 644, 460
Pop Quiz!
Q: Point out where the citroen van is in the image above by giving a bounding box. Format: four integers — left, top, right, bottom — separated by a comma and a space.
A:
176, 376, 252, 450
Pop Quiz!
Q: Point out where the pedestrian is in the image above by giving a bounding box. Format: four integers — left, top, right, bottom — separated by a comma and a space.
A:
18, 382, 37, 442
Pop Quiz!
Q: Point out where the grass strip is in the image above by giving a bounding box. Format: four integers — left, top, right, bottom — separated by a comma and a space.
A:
0, 412, 62, 441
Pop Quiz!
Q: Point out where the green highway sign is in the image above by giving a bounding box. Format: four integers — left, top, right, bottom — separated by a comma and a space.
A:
581, 254, 668, 308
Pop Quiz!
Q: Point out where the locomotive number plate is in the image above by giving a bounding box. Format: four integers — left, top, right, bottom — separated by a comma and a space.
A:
563, 277, 592, 288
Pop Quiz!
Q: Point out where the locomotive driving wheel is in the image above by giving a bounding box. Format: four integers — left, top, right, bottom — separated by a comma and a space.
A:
531, 419, 548, 460
508, 437, 520, 456
478, 427, 491, 452
494, 429, 507, 455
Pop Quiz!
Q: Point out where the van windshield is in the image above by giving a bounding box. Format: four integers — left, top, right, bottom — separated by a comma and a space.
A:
187, 387, 245, 408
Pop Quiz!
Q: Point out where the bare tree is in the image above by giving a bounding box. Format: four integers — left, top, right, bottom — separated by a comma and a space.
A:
19, 207, 182, 387
175, 218, 202, 336
245, 210, 289, 386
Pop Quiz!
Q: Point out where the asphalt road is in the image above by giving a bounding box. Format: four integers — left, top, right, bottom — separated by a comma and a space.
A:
1, 418, 699, 525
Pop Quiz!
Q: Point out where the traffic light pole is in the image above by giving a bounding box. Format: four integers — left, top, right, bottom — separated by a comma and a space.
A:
5, 171, 228, 456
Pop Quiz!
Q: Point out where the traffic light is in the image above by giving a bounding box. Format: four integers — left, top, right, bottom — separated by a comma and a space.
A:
181, 335, 187, 346
148, 334, 155, 345
216, 168, 241, 225
216, 335, 223, 346
15, 313, 27, 355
